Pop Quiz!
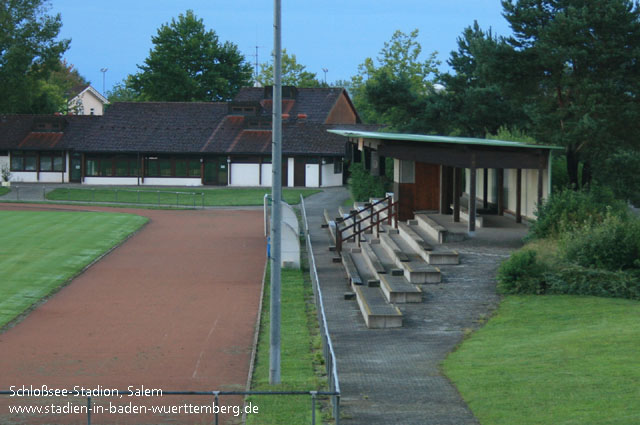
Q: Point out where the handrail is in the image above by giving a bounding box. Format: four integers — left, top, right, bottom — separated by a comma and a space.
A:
336, 196, 398, 253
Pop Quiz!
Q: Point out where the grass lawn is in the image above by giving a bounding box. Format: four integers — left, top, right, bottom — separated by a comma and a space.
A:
46, 187, 321, 207
443, 295, 640, 425
247, 266, 325, 424
0, 187, 9, 196
0, 210, 147, 328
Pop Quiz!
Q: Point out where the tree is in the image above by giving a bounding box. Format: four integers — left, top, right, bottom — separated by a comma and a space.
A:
107, 76, 142, 102
485, 0, 640, 188
0, 0, 70, 113
432, 22, 528, 137
255, 49, 324, 88
349, 29, 440, 128
130, 10, 252, 102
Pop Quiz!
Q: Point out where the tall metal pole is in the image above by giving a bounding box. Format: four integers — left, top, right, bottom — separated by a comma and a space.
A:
269, 0, 282, 385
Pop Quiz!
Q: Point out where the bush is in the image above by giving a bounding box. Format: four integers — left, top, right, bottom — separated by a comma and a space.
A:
546, 264, 640, 300
347, 162, 388, 202
561, 213, 640, 272
529, 186, 627, 240
497, 250, 547, 294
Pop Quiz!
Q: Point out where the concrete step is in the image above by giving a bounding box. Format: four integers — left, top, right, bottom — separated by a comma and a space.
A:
415, 213, 466, 243
451, 204, 484, 228
361, 240, 422, 303
353, 285, 403, 329
349, 247, 380, 287
379, 226, 442, 284
400, 221, 460, 265
341, 251, 363, 286
379, 274, 422, 303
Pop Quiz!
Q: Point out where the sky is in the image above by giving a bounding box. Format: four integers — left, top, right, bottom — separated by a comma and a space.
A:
49, 0, 513, 95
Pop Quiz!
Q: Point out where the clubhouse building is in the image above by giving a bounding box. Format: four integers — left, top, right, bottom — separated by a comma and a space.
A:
0, 87, 363, 188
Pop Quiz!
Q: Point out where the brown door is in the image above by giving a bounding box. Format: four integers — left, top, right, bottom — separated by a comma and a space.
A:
294, 157, 306, 187
414, 162, 440, 211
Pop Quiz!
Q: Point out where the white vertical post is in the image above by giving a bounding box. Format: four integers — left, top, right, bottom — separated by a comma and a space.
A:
269, 0, 282, 385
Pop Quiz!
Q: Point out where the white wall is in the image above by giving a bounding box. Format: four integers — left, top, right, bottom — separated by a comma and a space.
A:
229, 163, 260, 186
305, 163, 320, 187
83, 177, 202, 186
321, 163, 342, 187
465, 167, 549, 220
261, 163, 272, 186
84, 177, 139, 185
287, 157, 294, 187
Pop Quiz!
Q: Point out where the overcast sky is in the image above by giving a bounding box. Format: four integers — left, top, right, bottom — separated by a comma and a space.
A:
50, 0, 513, 94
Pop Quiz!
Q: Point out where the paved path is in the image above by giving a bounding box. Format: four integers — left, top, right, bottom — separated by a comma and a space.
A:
0, 203, 265, 424
304, 188, 526, 425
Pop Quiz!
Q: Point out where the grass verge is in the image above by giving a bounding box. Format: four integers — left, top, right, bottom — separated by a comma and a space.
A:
46, 187, 321, 207
0, 210, 148, 328
0, 187, 9, 196
246, 265, 326, 424
443, 295, 640, 425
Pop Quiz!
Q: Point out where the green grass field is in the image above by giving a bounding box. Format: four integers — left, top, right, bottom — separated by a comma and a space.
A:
46, 187, 321, 207
443, 295, 640, 425
246, 267, 324, 424
0, 187, 10, 196
0, 210, 147, 328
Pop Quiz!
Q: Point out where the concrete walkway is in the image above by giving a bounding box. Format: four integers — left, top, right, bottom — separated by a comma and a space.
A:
304, 187, 527, 425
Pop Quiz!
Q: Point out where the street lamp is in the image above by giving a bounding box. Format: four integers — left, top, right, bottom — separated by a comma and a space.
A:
100, 68, 108, 94
322, 68, 328, 85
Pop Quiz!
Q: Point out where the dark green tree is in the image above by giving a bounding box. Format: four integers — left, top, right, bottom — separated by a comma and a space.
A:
433, 22, 528, 137
0, 0, 70, 113
256, 49, 324, 88
486, 0, 640, 188
350, 29, 440, 127
107, 76, 142, 102
130, 10, 252, 101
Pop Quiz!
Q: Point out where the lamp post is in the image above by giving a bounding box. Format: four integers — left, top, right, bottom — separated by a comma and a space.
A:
322, 68, 328, 85
100, 68, 108, 94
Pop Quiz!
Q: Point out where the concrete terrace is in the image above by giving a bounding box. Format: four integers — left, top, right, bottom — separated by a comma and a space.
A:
304, 187, 527, 425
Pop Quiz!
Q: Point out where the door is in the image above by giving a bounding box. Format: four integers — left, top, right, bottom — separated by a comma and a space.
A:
70, 154, 82, 182
294, 157, 306, 187
204, 158, 228, 185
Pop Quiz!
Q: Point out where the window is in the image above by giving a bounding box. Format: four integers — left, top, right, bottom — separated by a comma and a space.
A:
334, 160, 343, 174
159, 159, 172, 177
144, 157, 201, 177
10, 151, 37, 171
38, 152, 64, 172
87, 156, 138, 177
188, 160, 200, 177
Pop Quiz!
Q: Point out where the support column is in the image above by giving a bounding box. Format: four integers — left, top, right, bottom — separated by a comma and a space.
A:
453, 167, 461, 222
439, 165, 452, 214
483, 168, 488, 209
318, 156, 322, 187
497, 168, 504, 216
516, 168, 522, 223
537, 157, 545, 206
469, 164, 477, 234
259, 156, 263, 186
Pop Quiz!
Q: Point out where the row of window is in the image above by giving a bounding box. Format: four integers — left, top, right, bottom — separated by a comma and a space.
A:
9, 152, 343, 175
86, 157, 204, 178
10, 151, 65, 172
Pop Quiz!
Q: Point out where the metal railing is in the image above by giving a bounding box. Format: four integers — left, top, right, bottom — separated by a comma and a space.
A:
336, 196, 398, 253
0, 389, 337, 425
300, 195, 341, 424
7, 186, 207, 208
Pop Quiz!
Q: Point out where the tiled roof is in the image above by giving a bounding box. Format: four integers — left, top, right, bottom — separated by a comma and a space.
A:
64, 102, 228, 153
0, 87, 368, 157
233, 87, 348, 123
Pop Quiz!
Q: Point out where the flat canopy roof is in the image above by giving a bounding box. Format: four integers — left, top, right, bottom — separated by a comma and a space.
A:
328, 129, 563, 151
329, 129, 562, 170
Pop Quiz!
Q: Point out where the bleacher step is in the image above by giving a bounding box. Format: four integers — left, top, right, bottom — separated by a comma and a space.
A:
379, 274, 422, 303
353, 285, 403, 329
399, 221, 460, 265
379, 228, 441, 284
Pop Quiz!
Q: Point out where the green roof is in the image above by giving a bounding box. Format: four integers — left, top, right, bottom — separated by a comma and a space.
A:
327, 129, 564, 151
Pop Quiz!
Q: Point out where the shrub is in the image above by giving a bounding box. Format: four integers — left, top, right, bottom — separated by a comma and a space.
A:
529, 186, 627, 240
561, 213, 640, 272
546, 264, 640, 300
596, 149, 640, 206
347, 162, 387, 202
497, 250, 547, 294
